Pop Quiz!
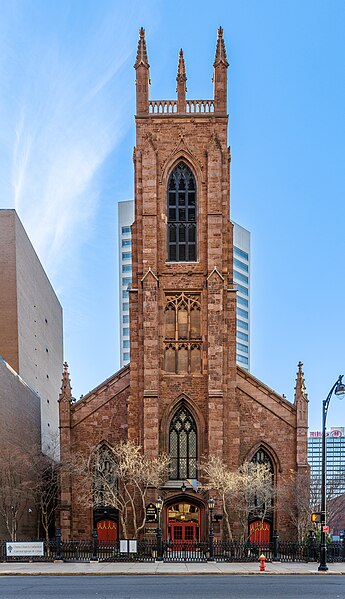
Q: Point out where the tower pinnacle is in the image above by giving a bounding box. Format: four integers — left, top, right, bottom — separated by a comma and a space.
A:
213, 26, 229, 67
134, 27, 150, 115
176, 49, 187, 113
134, 27, 149, 69
213, 27, 229, 113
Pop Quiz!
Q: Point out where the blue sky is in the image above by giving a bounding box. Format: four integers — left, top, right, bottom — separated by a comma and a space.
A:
0, 0, 344, 431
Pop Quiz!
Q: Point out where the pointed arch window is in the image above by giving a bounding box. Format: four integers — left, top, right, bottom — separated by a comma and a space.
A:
169, 404, 197, 480
250, 448, 274, 517
167, 162, 197, 262
92, 445, 117, 507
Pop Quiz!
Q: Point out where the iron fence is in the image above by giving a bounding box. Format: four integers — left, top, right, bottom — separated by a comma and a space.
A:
0, 537, 345, 563
162, 540, 208, 562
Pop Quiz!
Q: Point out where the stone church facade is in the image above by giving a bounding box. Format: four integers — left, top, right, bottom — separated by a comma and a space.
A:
58, 28, 309, 542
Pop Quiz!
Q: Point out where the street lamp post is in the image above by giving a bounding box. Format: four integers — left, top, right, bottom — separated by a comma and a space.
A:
155, 496, 163, 562
318, 375, 345, 572
208, 497, 215, 562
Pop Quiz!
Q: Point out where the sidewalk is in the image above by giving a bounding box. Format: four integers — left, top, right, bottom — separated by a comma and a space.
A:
0, 561, 345, 576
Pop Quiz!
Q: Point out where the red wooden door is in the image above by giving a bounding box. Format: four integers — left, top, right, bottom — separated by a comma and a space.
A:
170, 521, 197, 543
249, 520, 271, 543
97, 519, 118, 542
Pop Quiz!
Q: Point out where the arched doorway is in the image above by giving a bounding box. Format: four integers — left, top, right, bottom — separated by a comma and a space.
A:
96, 519, 118, 542
249, 520, 271, 543
166, 501, 201, 543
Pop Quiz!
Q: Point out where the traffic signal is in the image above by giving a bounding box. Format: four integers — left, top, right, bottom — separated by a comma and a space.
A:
311, 512, 322, 523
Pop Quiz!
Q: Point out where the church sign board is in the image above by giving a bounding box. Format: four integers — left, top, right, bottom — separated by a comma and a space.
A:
6, 542, 44, 557
146, 503, 157, 522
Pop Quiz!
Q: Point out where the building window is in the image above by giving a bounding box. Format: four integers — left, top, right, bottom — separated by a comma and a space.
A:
122, 277, 132, 286
122, 252, 132, 259
237, 319, 249, 331
123, 352, 130, 360
123, 340, 130, 348
122, 226, 131, 234
237, 331, 248, 342
123, 327, 130, 335
169, 404, 197, 480
237, 307, 248, 319
123, 315, 129, 324
122, 265, 131, 272
234, 246, 249, 261
237, 296, 248, 307
236, 284, 248, 296
237, 354, 248, 364
122, 239, 132, 247
163, 292, 202, 374
234, 270, 248, 284
234, 258, 249, 272
122, 290, 129, 298
250, 448, 274, 515
167, 162, 197, 262
123, 303, 129, 311
236, 342, 248, 353
92, 445, 117, 506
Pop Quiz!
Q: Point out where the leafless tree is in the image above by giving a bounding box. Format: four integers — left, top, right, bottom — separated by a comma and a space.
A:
201, 455, 238, 540
30, 448, 59, 548
201, 456, 274, 542
69, 441, 170, 538
236, 461, 274, 542
0, 447, 33, 540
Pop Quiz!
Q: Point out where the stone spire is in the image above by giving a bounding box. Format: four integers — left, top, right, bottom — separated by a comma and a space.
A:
213, 27, 229, 114
295, 361, 308, 403
176, 49, 187, 113
213, 26, 229, 67
59, 361, 72, 404
295, 362, 309, 471
134, 27, 150, 115
134, 27, 149, 69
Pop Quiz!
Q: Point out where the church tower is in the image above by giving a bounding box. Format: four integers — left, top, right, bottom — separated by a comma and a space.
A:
129, 27, 238, 489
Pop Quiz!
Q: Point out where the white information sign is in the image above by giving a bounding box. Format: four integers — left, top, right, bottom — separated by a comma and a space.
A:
6, 542, 44, 557
120, 539, 138, 554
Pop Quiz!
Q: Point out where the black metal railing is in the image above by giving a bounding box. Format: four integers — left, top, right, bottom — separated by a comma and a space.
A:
162, 540, 208, 562
1, 536, 345, 563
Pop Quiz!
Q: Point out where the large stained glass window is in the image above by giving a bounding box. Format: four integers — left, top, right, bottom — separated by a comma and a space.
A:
169, 405, 197, 480
167, 162, 197, 262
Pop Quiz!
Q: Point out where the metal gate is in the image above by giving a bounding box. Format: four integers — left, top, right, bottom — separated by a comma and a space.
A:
163, 540, 208, 562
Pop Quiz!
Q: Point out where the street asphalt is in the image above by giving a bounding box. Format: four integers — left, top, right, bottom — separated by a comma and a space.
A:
0, 574, 345, 599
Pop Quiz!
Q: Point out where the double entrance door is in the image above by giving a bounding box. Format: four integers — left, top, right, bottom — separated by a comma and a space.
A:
170, 521, 197, 543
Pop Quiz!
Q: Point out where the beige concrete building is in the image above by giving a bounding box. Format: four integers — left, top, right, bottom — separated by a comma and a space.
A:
0, 356, 41, 538
0, 209, 63, 452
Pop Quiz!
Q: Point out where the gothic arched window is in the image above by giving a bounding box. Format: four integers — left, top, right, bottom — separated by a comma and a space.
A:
169, 405, 197, 480
250, 448, 274, 516
167, 162, 197, 262
92, 445, 117, 507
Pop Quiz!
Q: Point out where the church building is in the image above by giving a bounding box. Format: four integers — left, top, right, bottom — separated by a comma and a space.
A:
58, 28, 309, 543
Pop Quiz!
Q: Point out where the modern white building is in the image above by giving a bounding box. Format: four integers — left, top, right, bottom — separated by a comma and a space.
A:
0, 210, 63, 453
118, 201, 134, 367
308, 428, 345, 497
233, 221, 250, 371
117, 201, 251, 371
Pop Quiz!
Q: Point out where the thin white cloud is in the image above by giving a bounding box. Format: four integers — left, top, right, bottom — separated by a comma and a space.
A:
0, 1, 148, 280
